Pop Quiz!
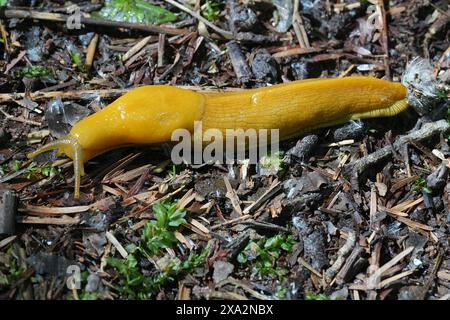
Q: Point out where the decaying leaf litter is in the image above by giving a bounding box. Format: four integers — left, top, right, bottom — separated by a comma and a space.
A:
0, 0, 449, 300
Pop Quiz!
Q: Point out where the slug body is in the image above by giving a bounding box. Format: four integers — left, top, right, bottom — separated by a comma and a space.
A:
28, 77, 408, 198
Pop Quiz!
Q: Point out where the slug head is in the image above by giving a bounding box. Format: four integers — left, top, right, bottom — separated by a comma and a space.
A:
27, 134, 84, 199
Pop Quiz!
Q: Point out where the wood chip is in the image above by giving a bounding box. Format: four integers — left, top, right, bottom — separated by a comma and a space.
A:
24, 204, 90, 215
18, 215, 80, 225
123, 36, 153, 62
130, 219, 149, 231
102, 185, 124, 197
189, 218, 209, 234
390, 197, 423, 212
298, 257, 323, 278
390, 176, 419, 193
109, 164, 154, 183
243, 180, 281, 214
223, 176, 243, 215
388, 215, 434, 231
177, 189, 196, 210
174, 231, 193, 250
177, 282, 191, 300
0, 235, 17, 249
367, 246, 414, 289
437, 271, 450, 281
106, 231, 128, 259
326, 139, 355, 147
379, 269, 416, 288
379, 205, 408, 217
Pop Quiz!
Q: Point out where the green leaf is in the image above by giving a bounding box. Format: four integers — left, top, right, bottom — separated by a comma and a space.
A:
20, 66, 52, 78
0, 0, 7, 7
201, 0, 221, 22
70, 51, 82, 67
80, 292, 100, 300
93, 0, 177, 25
237, 252, 247, 264
305, 292, 331, 300
238, 233, 298, 279
10, 160, 21, 171
0, 164, 8, 176
423, 187, 433, 194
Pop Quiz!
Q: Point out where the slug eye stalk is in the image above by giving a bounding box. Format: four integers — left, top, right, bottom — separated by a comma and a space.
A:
27, 135, 84, 199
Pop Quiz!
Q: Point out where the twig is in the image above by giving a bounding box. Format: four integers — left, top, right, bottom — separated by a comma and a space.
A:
325, 231, 356, 281
292, 0, 310, 48
272, 46, 321, 58
4, 50, 26, 74
0, 19, 10, 53
226, 41, 252, 84
379, 269, 415, 288
335, 244, 364, 285
122, 36, 152, 62
0, 190, 17, 236
243, 180, 281, 214
223, 176, 243, 215
106, 231, 128, 259
17, 215, 80, 225
163, 0, 232, 39
350, 120, 450, 188
157, 34, 166, 67
367, 246, 414, 290
220, 277, 271, 300
210, 214, 251, 230
23, 204, 90, 215
377, 0, 390, 79
0, 108, 42, 126
85, 33, 99, 73
0, 8, 189, 35
242, 219, 288, 232
419, 250, 443, 300
298, 257, 323, 278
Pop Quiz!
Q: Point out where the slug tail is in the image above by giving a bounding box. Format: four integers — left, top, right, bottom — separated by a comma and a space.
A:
27, 135, 85, 199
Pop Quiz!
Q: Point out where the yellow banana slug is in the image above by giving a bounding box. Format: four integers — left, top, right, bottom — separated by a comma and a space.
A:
28, 77, 408, 198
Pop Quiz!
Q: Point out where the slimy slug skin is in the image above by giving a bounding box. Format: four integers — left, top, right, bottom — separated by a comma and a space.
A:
28, 77, 409, 198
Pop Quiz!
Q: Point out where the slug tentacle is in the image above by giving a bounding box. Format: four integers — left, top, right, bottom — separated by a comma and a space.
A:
27, 135, 84, 199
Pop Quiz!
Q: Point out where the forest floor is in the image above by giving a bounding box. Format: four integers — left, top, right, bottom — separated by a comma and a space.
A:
0, 0, 449, 300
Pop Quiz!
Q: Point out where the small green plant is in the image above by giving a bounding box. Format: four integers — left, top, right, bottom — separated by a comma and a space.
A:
79, 292, 101, 300
0, 160, 60, 180
435, 89, 449, 101
4, 246, 27, 284
20, 65, 52, 78
0, 160, 22, 177
169, 164, 177, 177
274, 286, 287, 299
24, 162, 60, 180
107, 243, 211, 299
305, 292, 331, 300
413, 178, 432, 194
140, 201, 187, 256
107, 254, 151, 299
94, 0, 177, 25
259, 151, 285, 175
201, 0, 221, 21
11, 159, 21, 172
238, 234, 297, 279
0, 0, 6, 7
70, 51, 82, 68
0, 164, 8, 176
